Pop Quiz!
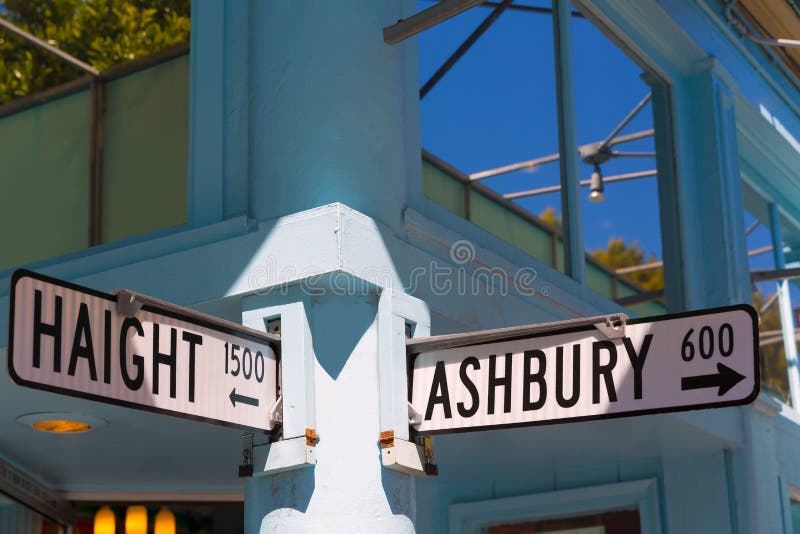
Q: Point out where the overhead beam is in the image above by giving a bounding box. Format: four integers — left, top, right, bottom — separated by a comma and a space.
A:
504, 169, 657, 200
599, 93, 652, 149
616, 261, 664, 275
751, 267, 800, 283
384, 0, 487, 44
476, 1, 584, 17
748, 244, 774, 257
468, 129, 654, 181
420, 0, 512, 99
0, 16, 99, 76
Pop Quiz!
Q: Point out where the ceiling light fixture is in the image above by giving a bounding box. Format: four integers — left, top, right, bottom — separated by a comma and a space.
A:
155, 507, 176, 534
31, 419, 91, 433
16, 412, 108, 434
125, 506, 148, 534
94, 506, 116, 534
589, 165, 605, 202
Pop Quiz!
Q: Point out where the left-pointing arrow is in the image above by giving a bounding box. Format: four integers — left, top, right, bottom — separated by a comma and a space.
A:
229, 388, 259, 408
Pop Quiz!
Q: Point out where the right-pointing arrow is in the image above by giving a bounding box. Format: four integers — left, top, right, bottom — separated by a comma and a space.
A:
681, 362, 746, 396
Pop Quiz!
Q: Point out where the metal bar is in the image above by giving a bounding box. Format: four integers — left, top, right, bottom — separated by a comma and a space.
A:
608, 128, 655, 146
99, 41, 189, 82
505, 183, 562, 199
112, 289, 281, 344
725, 0, 800, 48
769, 201, 800, 408
610, 151, 657, 158
384, 0, 487, 44
760, 291, 779, 315
407, 313, 627, 353
0, 16, 99, 76
469, 153, 560, 181
88, 78, 106, 247
600, 93, 652, 149
751, 267, 800, 283
504, 169, 657, 200
420, 0, 512, 99
440, 0, 584, 16
745, 219, 760, 236
465, 175, 472, 220
552, 0, 584, 283
0, 43, 190, 120
616, 289, 665, 307
616, 261, 663, 275
748, 244, 774, 257
0, 75, 92, 119
469, 129, 654, 181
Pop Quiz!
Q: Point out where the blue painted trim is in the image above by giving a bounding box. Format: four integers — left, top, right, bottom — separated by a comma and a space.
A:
188, 0, 225, 226
0, 216, 254, 298
779, 476, 789, 534
724, 449, 741, 534
222, 1, 250, 219
448, 478, 661, 534
645, 74, 686, 313
552, 0, 585, 285
771, 203, 788, 271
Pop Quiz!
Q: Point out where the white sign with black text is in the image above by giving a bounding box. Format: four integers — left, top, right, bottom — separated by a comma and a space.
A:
8, 270, 278, 432
410, 306, 759, 435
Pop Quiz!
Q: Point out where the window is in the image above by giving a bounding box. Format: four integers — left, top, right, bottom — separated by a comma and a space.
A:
417, 1, 674, 315
490, 510, 640, 533
0, 2, 191, 271
448, 478, 660, 534
0, 494, 65, 534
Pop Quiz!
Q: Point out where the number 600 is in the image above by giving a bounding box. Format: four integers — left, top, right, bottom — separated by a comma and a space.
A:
681, 323, 734, 361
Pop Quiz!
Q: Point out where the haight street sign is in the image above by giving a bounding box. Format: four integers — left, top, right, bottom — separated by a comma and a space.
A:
8, 270, 279, 433
408, 306, 759, 435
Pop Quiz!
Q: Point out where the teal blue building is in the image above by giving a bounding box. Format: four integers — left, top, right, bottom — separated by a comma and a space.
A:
2, 1, 800, 532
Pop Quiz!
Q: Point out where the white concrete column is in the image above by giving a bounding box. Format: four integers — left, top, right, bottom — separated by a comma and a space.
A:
244, 290, 415, 533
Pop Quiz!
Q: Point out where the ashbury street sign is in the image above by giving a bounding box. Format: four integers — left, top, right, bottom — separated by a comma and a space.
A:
409, 306, 759, 435
8, 270, 279, 432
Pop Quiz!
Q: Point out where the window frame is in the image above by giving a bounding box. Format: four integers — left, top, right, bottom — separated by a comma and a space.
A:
448, 478, 661, 534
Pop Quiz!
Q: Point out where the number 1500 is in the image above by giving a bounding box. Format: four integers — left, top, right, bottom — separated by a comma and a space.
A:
224, 342, 266, 382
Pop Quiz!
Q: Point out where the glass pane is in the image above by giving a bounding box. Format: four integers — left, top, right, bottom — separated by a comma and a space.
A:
571, 4, 666, 315
488, 509, 641, 534
419, 0, 563, 272
0, 493, 64, 534
743, 207, 797, 403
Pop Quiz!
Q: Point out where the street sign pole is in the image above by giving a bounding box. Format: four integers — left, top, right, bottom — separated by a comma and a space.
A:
408, 305, 759, 435
8, 270, 280, 433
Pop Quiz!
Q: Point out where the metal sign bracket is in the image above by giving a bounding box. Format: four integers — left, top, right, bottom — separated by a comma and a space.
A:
114, 289, 144, 317
406, 313, 631, 354
593, 314, 627, 339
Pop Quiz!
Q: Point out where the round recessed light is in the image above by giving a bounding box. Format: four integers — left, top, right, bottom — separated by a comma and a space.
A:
31, 420, 91, 433
16, 412, 108, 434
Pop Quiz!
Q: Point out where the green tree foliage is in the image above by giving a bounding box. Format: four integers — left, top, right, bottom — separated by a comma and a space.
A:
591, 237, 664, 291
0, 0, 190, 104
538, 206, 561, 229
537, 207, 663, 290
